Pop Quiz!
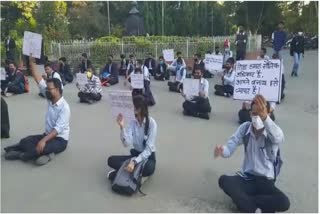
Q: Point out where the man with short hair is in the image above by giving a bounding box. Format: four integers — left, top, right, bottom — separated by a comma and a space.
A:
215, 95, 290, 213
101, 54, 119, 87
272, 21, 287, 59
214, 57, 235, 97
290, 31, 304, 77
144, 53, 156, 76
257, 48, 270, 60
4, 57, 71, 166
59, 57, 73, 83
1, 61, 27, 96
79, 53, 92, 73
235, 25, 248, 60
77, 68, 102, 104
39, 62, 64, 97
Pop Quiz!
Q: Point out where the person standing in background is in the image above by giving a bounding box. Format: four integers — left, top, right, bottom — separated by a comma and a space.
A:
272, 21, 287, 59
290, 31, 304, 77
235, 25, 248, 60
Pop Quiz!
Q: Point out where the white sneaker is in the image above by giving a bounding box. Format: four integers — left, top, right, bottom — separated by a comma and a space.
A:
107, 169, 116, 180
255, 208, 262, 213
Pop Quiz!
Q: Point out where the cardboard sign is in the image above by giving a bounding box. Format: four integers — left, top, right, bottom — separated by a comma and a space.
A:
22, 31, 42, 59
204, 54, 224, 74
76, 73, 88, 88
108, 90, 135, 123
233, 59, 282, 102
130, 73, 144, 89
183, 79, 200, 96
163, 49, 174, 62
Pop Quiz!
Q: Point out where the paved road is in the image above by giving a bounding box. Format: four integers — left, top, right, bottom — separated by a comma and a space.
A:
1, 49, 318, 212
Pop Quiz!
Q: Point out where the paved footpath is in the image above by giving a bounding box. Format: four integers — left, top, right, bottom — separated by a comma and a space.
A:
1, 49, 318, 212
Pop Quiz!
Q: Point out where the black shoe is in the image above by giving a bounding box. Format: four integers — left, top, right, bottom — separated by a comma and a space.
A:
291, 71, 294, 77
5, 151, 23, 160
294, 73, 298, 77
107, 170, 117, 181
198, 113, 210, 120
281, 94, 285, 100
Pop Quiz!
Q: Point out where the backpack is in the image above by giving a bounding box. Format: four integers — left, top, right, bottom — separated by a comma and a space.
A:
17, 70, 29, 93
111, 118, 150, 196
242, 122, 283, 181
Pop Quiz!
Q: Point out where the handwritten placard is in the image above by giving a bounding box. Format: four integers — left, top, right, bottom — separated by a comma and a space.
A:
76, 73, 88, 88
108, 90, 135, 123
204, 54, 224, 74
22, 31, 42, 59
233, 59, 282, 102
0, 68, 6, 80
130, 73, 144, 89
183, 78, 200, 96
163, 49, 174, 62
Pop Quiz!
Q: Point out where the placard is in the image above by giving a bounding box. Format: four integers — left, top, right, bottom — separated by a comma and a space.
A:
233, 59, 282, 102
108, 90, 135, 123
183, 78, 200, 96
0, 68, 6, 80
76, 73, 88, 88
130, 73, 144, 89
204, 54, 224, 74
22, 31, 42, 59
163, 49, 174, 62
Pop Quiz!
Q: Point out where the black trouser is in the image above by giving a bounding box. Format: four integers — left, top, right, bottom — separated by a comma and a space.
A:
214, 84, 234, 96
4, 134, 68, 160
108, 149, 156, 177
168, 81, 183, 92
78, 92, 102, 103
219, 175, 290, 213
238, 109, 275, 124
148, 69, 155, 76
183, 98, 211, 115
236, 49, 246, 60
132, 81, 156, 106
119, 69, 127, 76
7, 84, 24, 94
1, 97, 10, 138
154, 72, 165, 81
63, 72, 74, 83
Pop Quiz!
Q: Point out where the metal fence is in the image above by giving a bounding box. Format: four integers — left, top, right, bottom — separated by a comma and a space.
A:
50, 35, 261, 70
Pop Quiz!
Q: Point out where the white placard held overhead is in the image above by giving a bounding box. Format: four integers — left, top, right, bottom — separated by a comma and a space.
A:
108, 90, 135, 123
22, 31, 42, 59
183, 78, 200, 96
204, 54, 224, 74
0, 68, 6, 80
163, 49, 174, 62
233, 59, 282, 102
130, 73, 144, 89
76, 73, 88, 88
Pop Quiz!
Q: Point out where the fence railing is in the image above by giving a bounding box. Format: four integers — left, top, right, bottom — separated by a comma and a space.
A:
50, 35, 261, 70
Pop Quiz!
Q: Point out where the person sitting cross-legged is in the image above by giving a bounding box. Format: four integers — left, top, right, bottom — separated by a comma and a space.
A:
215, 95, 290, 213
154, 56, 168, 81
100, 54, 119, 87
77, 69, 102, 104
182, 68, 212, 120
168, 57, 186, 93
214, 57, 235, 98
4, 56, 70, 166
1, 60, 27, 96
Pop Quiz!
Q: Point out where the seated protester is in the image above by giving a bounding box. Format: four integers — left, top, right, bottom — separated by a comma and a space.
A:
171, 51, 186, 69
1, 61, 28, 96
168, 58, 186, 93
154, 56, 168, 81
4, 56, 71, 166
192, 53, 205, 76
1, 97, 10, 138
79, 53, 92, 73
214, 46, 223, 55
39, 62, 64, 98
238, 100, 276, 124
257, 47, 270, 60
126, 54, 136, 78
101, 55, 119, 87
129, 60, 156, 106
77, 69, 102, 104
59, 57, 73, 83
182, 68, 211, 120
144, 53, 156, 76
119, 54, 129, 76
272, 53, 285, 101
107, 95, 157, 183
214, 57, 235, 97
215, 95, 290, 213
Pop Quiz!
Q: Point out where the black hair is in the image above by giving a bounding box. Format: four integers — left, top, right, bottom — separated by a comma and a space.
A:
59, 57, 67, 63
226, 57, 235, 65
272, 53, 279, 59
47, 78, 63, 95
133, 95, 149, 146
194, 67, 204, 74
7, 60, 16, 67
250, 100, 271, 113
177, 57, 183, 64
195, 53, 201, 58
206, 51, 212, 54
177, 51, 182, 55
82, 53, 87, 58
159, 55, 164, 60
44, 62, 52, 68
120, 54, 125, 58
261, 48, 267, 54
136, 59, 143, 65
215, 46, 220, 50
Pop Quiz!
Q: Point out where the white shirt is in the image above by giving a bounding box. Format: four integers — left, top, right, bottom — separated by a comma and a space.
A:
257, 55, 270, 60
185, 78, 209, 101
130, 66, 150, 81
175, 68, 186, 83
39, 79, 71, 141
49, 71, 64, 90
120, 117, 157, 164
223, 69, 235, 87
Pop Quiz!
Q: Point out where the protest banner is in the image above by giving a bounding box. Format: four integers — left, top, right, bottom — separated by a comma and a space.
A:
130, 73, 144, 89
233, 59, 282, 102
22, 31, 42, 59
0, 68, 6, 80
183, 79, 200, 96
76, 73, 88, 88
204, 54, 224, 74
108, 90, 135, 122
163, 49, 174, 62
